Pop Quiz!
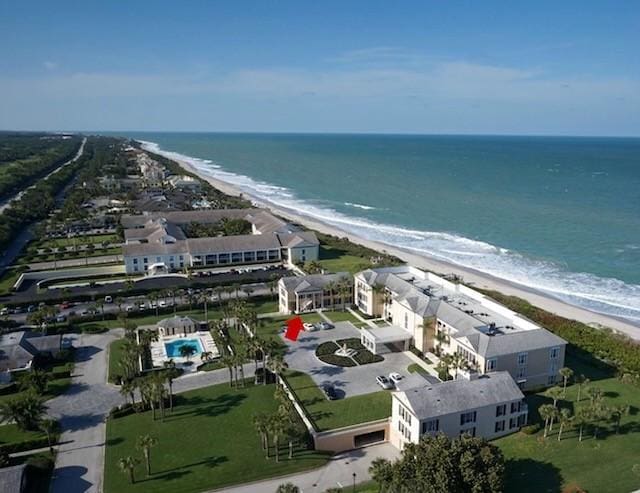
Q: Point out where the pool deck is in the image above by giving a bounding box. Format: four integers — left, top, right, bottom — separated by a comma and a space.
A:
149, 330, 219, 371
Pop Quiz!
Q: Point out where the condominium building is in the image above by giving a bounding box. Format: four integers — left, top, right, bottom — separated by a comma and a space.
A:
390, 371, 527, 449
278, 273, 353, 314
121, 209, 319, 274
355, 266, 566, 390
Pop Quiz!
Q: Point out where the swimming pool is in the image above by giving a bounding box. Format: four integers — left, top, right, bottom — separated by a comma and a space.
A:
164, 338, 204, 358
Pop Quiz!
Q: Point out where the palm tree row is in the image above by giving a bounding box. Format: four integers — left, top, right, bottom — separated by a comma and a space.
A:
538, 369, 630, 443
118, 434, 158, 484
253, 384, 306, 463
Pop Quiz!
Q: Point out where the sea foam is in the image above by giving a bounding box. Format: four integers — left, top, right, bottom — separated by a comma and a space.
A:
140, 140, 640, 324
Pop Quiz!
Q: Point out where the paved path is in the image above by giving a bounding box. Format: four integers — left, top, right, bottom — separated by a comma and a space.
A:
48, 330, 124, 493
206, 442, 399, 493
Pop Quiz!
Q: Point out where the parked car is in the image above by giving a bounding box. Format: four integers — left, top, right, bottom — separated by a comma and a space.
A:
126, 305, 135, 312
59, 301, 71, 310
138, 302, 147, 310
322, 384, 338, 400
0, 307, 9, 316
158, 300, 167, 308
55, 315, 67, 323
318, 321, 334, 330
376, 375, 394, 390
389, 372, 404, 385
104, 295, 113, 303
27, 305, 36, 313
303, 322, 316, 331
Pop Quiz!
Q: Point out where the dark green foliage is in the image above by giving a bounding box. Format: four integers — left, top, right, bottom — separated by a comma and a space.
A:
315, 341, 339, 356
376, 434, 505, 493
352, 350, 384, 365
316, 353, 357, 367
520, 424, 541, 435
316, 232, 402, 266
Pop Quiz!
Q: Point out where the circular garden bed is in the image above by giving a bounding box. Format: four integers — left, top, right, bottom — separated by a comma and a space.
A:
315, 338, 384, 367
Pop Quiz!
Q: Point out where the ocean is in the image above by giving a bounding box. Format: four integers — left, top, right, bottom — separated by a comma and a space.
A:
118, 132, 640, 323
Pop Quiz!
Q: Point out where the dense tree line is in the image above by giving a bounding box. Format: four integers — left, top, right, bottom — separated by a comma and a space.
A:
0, 133, 82, 200
183, 218, 252, 238
0, 136, 124, 252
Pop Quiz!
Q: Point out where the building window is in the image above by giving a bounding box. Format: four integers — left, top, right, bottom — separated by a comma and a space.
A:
511, 401, 522, 414
133, 266, 139, 272
495, 420, 506, 433
156, 257, 161, 262
460, 411, 476, 426
133, 258, 138, 265
547, 375, 557, 385
486, 358, 497, 372
550, 347, 560, 359
460, 427, 476, 437
517, 352, 528, 366
143, 257, 148, 264
404, 313, 408, 329
517, 367, 527, 380
496, 405, 506, 417
517, 414, 527, 426
509, 418, 517, 429
422, 419, 439, 434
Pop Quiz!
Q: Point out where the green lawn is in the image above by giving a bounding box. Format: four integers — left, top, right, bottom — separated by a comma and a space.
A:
317, 245, 373, 274
0, 423, 46, 447
103, 382, 330, 493
407, 363, 429, 375
35, 234, 119, 249
0, 358, 73, 405
321, 310, 361, 324
283, 370, 392, 431
498, 355, 640, 493
108, 338, 128, 383
0, 267, 21, 295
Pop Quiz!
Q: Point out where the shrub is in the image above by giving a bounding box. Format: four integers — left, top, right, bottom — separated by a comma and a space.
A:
520, 424, 541, 435
316, 341, 339, 356
352, 350, 384, 365
0, 435, 58, 455
337, 338, 365, 351
109, 403, 136, 419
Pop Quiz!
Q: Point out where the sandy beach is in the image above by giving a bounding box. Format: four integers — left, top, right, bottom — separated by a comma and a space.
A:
145, 143, 640, 341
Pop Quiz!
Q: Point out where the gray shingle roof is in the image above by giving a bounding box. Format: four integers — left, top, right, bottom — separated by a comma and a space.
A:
0, 464, 26, 493
0, 331, 61, 371
158, 316, 197, 329
398, 371, 524, 419
280, 273, 351, 295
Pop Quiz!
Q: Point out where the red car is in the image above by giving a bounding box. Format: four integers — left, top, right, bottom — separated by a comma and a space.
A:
60, 301, 71, 310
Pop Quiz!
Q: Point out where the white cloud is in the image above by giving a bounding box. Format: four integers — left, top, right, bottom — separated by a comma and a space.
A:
43, 61, 58, 70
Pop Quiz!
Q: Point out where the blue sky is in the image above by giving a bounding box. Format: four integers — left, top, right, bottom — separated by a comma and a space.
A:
1, 1, 638, 135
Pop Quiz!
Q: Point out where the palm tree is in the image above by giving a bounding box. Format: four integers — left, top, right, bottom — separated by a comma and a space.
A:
0, 392, 46, 431
222, 355, 235, 387
150, 372, 167, 420
267, 355, 288, 383
557, 408, 573, 441
136, 434, 158, 476
253, 413, 270, 457
39, 418, 58, 453
118, 456, 140, 484
559, 367, 574, 396
163, 360, 181, 413
587, 386, 603, 405
179, 344, 197, 362
539, 404, 556, 438
19, 370, 49, 394
337, 280, 351, 311
275, 483, 300, 493
611, 404, 630, 434
545, 386, 563, 408
120, 379, 137, 406
369, 457, 394, 493
574, 406, 591, 442
576, 374, 590, 402
269, 415, 286, 463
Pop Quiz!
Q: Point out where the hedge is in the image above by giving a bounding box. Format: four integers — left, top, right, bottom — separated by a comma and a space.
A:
352, 350, 384, 365
0, 435, 58, 455
316, 341, 339, 356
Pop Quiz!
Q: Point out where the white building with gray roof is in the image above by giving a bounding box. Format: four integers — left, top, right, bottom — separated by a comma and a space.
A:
355, 265, 566, 390
391, 371, 527, 450
279, 272, 352, 313
121, 208, 319, 274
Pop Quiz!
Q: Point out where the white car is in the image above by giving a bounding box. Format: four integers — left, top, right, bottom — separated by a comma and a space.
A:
376, 375, 394, 390
158, 300, 167, 308
389, 372, 404, 384
303, 322, 316, 331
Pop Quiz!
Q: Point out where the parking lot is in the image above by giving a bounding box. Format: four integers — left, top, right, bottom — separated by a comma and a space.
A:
281, 320, 429, 398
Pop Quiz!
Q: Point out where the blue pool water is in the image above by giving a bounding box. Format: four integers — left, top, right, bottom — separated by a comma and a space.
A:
165, 338, 204, 358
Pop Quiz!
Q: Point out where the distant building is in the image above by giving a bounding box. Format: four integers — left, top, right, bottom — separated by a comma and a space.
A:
391, 372, 527, 449
355, 266, 566, 390
278, 272, 352, 313
121, 208, 319, 274
157, 316, 198, 337
0, 331, 63, 383
167, 175, 201, 191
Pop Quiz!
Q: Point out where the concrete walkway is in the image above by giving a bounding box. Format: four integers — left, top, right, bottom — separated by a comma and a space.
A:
48, 330, 124, 493
207, 442, 399, 493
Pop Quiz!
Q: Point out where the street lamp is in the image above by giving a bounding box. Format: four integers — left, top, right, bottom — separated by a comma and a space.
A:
352, 472, 357, 492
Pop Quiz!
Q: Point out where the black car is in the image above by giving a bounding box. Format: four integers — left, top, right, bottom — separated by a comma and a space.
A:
322, 384, 338, 400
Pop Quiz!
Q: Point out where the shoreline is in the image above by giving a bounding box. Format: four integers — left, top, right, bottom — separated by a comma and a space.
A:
141, 142, 640, 341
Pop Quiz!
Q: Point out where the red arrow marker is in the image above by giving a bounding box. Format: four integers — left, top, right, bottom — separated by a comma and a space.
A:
285, 316, 303, 342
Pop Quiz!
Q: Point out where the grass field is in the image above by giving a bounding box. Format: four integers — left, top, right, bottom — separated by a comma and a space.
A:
0, 423, 47, 447
284, 370, 392, 431
0, 267, 21, 295
35, 234, 120, 250
321, 310, 361, 324
103, 381, 330, 493
497, 354, 640, 493
317, 245, 373, 274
